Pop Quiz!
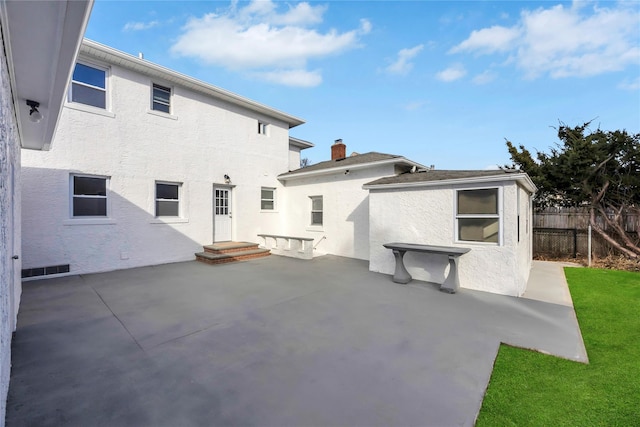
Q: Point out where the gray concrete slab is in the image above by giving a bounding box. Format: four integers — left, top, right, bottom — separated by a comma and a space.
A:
7, 256, 586, 426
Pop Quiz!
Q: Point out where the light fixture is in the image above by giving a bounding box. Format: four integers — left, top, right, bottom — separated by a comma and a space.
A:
26, 100, 43, 123
224, 174, 231, 183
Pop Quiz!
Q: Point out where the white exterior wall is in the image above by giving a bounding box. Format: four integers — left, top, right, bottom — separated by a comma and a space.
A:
369, 181, 533, 296
280, 164, 396, 260
288, 145, 301, 171
21, 56, 292, 276
0, 27, 21, 425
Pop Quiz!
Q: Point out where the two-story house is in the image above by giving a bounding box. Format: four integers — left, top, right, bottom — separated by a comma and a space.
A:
21, 39, 537, 297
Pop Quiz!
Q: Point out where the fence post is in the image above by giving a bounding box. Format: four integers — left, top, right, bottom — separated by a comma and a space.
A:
573, 228, 577, 258
587, 224, 591, 267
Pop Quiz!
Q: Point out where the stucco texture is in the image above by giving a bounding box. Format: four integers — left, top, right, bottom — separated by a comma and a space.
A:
369, 181, 533, 296
21, 57, 293, 276
1, 25, 22, 427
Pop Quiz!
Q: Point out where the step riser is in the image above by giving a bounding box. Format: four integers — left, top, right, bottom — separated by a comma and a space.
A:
204, 245, 259, 255
196, 251, 270, 265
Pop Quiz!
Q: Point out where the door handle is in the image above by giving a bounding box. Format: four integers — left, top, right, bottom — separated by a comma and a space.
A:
12, 255, 19, 260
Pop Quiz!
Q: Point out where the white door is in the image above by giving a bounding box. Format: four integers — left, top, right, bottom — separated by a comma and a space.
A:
214, 187, 232, 242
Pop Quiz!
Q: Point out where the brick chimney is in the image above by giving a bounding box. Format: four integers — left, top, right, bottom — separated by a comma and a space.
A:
331, 139, 346, 160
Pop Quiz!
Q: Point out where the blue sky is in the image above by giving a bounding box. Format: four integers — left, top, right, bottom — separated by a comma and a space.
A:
85, 0, 640, 169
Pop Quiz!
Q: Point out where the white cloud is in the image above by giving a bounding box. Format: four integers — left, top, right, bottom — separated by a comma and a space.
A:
403, 101, 425, 111
472, 70, 497, 85
449, 25, 520, 54
436, 64, 467, 82
385, 44, 424, 75
123, 20, 159, 32
618, 77, 640, 91
252, 69, 322, 87
170, 0, 369, 86
450, 2, 640, 79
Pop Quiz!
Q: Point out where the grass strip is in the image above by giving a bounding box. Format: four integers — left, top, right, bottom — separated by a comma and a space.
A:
476, 268, 640, 426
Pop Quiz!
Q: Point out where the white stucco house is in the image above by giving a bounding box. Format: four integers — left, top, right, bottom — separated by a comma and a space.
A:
0, 0, 92, 423
20, 38, 536, 300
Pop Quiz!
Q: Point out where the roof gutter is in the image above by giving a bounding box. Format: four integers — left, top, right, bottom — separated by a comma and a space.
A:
363, 173, 537, 193
279, 158, 426, 181
289, 137, 314, 149
80, 39, 305, 129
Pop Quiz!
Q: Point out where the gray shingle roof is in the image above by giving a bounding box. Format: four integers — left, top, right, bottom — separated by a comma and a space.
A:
279, 152, 406, 177
365, 169, 518, 186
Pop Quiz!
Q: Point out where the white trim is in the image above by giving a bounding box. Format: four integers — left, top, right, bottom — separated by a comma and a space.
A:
154, 180, 185, 219
68, 60, 110, 111
289, 137, 314, 149
260, 187, 276, 211
80, 39, 305, 129
65, 102, 116, 118
364, 173, 537, 194
69, 173, 110, 219
280, 158, 426, 181
454, 187, 503, 246
146, 109, 178, 120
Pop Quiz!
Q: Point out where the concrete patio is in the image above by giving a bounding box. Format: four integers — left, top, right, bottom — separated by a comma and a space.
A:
7, 256, 586, 426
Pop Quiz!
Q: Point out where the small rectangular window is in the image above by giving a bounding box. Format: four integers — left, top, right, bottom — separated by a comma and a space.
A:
152, 83, 171, 113
258, 121, 268, 135
261, 188, 275, 210
310, 196, 323, 226
70, 63, 106, 109
156, 182, 181, 217
72, 175, 108, 217
456, 188, 500, 243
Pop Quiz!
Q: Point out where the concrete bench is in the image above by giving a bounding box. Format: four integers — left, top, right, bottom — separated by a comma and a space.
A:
258, 234, 314, 260
383, 243, 471, 293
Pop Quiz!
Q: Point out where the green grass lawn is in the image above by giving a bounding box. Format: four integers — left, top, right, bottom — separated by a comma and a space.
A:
476, 268, 640, 426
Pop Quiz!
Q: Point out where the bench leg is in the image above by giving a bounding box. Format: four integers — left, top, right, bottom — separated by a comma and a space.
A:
440, 255, 460, 294
391, 250, 412, 284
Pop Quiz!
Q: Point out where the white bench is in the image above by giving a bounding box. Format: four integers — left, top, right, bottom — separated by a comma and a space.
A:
383, 243, 471, 293
258, 234, 314, 260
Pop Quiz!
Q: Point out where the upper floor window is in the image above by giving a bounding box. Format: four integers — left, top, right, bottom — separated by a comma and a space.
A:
310, 196, 323, 226
456, 188, 500, 243
261, 188, 275, 210
258, 121, 268, 135
152, 83, 171, 114
70, 63, 106, 109
155, 182, 181, 217
71, 175, 108, 217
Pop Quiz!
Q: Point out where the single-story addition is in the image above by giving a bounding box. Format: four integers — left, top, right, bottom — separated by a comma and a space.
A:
365, 169, 537, 296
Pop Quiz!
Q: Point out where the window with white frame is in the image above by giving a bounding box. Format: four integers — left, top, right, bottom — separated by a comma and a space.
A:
155, 182, 181, 217
258, 121, 268, 135
71, 175, 108, 217
310, 196, 323, 226
261, 187, 275, 210
456, 188, 500, 243
70, 62, 107, 109
152, 83, 171, 113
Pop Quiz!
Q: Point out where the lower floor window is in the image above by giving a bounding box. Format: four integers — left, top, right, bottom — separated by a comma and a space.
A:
310, 195, 323, 226
156, 182, 181, 217
261, 187, 275, 210
71, 175, 108, 217
456, 188, 500, 243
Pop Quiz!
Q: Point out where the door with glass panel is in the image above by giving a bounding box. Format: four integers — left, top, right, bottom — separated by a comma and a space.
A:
213, 187, 232, 242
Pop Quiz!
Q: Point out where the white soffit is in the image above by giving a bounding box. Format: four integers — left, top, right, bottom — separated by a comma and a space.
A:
0, 0, 93, 150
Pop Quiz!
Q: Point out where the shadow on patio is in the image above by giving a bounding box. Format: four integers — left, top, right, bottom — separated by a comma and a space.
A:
7, 256, 584, 426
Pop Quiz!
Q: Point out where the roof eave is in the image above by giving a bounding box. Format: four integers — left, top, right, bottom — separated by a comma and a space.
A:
80, 39, 305, 129
1, 0, 94, 150
364, 173, 537, 193
289, 137, 315, 149
279, 158, 426, 181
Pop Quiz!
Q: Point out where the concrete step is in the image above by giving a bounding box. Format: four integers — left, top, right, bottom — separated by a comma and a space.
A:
195, 248, 271, 265
203, 241, 260, 254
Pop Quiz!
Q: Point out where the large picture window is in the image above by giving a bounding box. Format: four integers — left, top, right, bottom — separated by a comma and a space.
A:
70, 63, 107, 109
156, 182, 181, 217
261, 188, 275, 210
456, 188, 500, 243
71, 175, 108, 217
310, 196, 323, 226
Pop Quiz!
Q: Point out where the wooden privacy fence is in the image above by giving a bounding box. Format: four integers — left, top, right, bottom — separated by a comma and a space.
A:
533, 208, 639, 258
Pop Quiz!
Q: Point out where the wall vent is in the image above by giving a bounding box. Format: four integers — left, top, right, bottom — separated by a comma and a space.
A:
22, 264, 70, 278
